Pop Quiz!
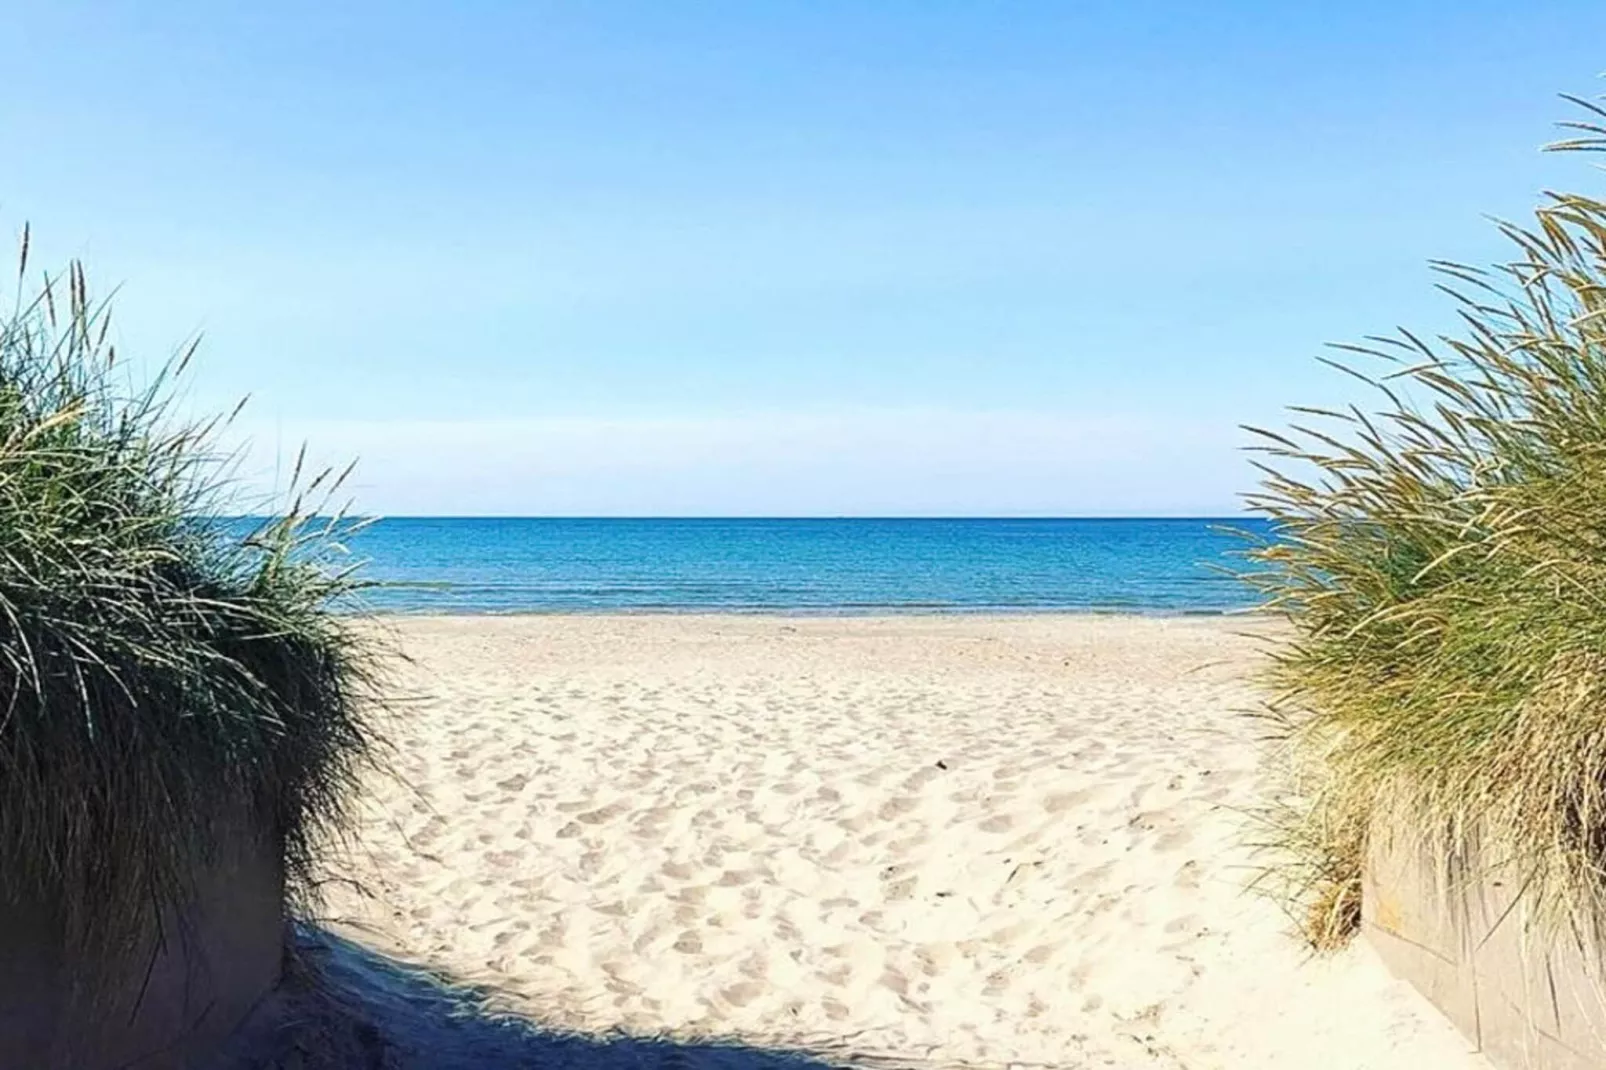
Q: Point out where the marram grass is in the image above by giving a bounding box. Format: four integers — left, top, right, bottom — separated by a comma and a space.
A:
0, 231, 377, 973
1243, 92, 1606, 950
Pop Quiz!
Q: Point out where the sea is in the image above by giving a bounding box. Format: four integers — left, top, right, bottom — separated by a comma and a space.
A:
322, 517, 1268, 615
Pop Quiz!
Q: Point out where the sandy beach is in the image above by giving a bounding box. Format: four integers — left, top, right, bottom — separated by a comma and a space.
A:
316, 614, 1486, 1069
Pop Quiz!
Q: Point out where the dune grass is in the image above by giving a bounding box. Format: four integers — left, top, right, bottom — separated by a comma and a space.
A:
1242, 91, 1606, 950
0, 231, 377, 975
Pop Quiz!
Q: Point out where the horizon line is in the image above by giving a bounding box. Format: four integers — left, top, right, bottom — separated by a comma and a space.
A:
221, 514, 1264, 522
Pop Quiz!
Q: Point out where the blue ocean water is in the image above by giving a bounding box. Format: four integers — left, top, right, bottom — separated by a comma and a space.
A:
328, 517, 1267, 615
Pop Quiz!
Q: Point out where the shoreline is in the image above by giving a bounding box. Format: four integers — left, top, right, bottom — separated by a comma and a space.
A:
347, 605, 1275, 620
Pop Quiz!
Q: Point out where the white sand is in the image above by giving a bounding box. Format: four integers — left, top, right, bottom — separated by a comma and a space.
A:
319, 614, 1488, 1069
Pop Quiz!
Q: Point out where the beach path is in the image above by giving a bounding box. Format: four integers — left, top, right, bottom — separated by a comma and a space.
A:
320, 615, 1487, 1069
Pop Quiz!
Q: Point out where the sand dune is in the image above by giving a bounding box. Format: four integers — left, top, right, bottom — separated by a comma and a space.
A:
317, 614, 1487, 1069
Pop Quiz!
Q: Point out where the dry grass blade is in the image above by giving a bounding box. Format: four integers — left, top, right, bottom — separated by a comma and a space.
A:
0, 226, 383, 988
1238, 90, 1606, 949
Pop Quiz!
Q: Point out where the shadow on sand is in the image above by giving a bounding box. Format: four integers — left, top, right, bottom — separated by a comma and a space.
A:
217, 924, 905, 1070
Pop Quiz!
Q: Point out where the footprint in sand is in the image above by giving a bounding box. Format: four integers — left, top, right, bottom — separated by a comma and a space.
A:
631, 818, 669, 841
877, 795, 918, 821
820, 964, 853, 988
885, 877, 917, 901
840, 812, 876, 833
578, 802, 628, 825
661, 859, 697, 881
821, 998, 851, 1021
1044, 788, 1095, 813
1157, 826, 1194, 850
722, 981, 763, 1007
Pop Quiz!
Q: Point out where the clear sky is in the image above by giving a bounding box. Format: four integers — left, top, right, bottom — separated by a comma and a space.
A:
5, 1, 1606, 515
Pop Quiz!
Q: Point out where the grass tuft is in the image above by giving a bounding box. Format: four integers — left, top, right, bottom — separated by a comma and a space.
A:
0, 229, 378, 977
1242, 89, 1606, 949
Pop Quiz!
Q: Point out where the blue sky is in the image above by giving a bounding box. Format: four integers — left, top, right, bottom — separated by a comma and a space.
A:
4, 1, 1605, 515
